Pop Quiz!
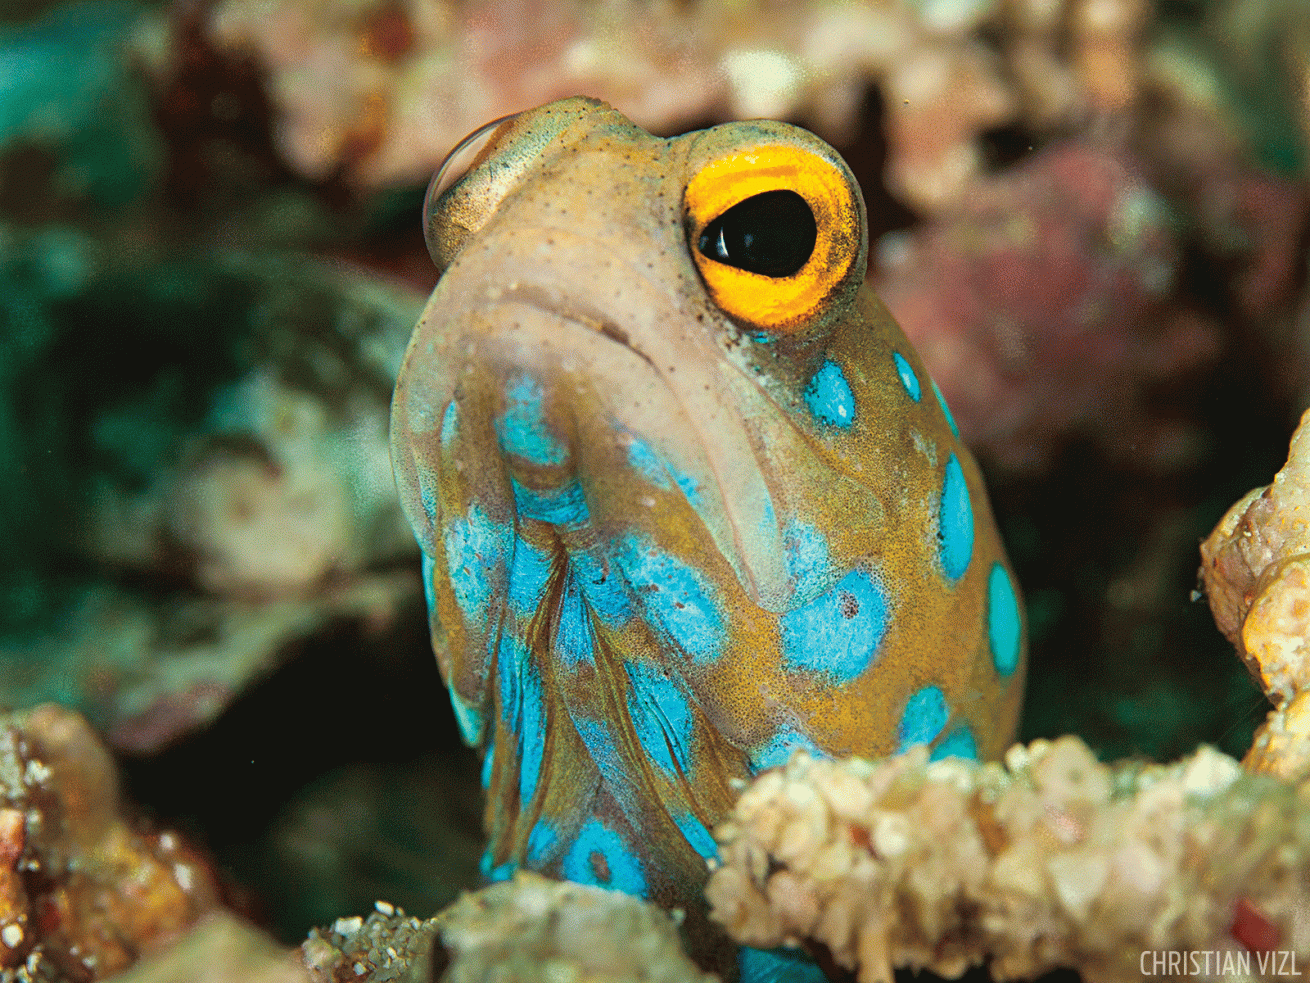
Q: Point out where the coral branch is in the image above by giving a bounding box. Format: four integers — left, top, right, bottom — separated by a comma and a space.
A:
707, 739, 1310, 982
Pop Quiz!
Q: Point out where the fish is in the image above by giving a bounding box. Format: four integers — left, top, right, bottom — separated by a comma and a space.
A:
391, 96, 1025, 977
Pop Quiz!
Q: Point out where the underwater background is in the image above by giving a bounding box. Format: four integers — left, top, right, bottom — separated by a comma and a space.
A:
0, 0, 1307, 979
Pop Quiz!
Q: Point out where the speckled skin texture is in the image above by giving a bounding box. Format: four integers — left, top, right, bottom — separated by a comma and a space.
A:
390, 98, 1025, 963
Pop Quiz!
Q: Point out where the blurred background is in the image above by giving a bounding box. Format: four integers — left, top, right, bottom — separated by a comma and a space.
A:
0, 0, 1307, 966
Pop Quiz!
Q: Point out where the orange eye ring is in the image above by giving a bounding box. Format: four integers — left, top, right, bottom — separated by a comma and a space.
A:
685, 145, 862, 334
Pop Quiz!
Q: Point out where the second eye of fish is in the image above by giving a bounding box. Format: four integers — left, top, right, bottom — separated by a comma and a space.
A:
696, 189, 817, 278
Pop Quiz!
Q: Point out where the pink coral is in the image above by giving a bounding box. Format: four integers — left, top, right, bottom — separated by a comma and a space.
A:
875, 141, 1220, 473
189, 0, 1141, 210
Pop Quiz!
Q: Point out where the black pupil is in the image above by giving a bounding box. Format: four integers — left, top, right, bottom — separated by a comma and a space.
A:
697, 189, 817, 278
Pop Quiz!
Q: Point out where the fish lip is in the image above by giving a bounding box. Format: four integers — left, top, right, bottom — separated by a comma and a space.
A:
489, 280, 662, 374
455, 220, 692, 370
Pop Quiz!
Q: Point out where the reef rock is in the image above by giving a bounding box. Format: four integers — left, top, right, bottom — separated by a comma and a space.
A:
1201, 408, 1310, 781
0, 704, 221, 981
109, 913, 313, 983
0, 227, 425, 753
300, 875, 713, 983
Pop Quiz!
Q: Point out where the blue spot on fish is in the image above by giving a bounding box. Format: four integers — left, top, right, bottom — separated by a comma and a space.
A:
931, 726, 978, 761
497, 636, 547, 807
931, 378, 960, 438
440, 399, 459, 448
779, 568, 888, 682
675, 812, 718, 860
617, 536, 725, 663
562, 817, 647, 896
556, 568, 596, 667
988, 562, 1022, 677
497, 375, 567, 464
573, 717, 622, 776
803, 359, 855, 428
621, 432, 704, 510
480, 851, 516, 882
572, 548, 633, 627
783, 520, 831, 599
420, 552, 438, 620
938, 454, 974, 582
892, 351, 921, 402
507, 535, 554, 618
526, 819, 559, 866
442, 505, 508, 618
673, 470, 703, 510
625, 661, 695, 779
481, 741, 494, 788
512, 478, 590, 526
749, 726, 825, 774
739, 947, 830, 983
624, 435, 670, 489
897, 685, 949, 752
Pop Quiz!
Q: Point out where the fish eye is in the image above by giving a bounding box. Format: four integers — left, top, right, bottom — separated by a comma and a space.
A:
684, 143, 864, 334
696, 190, 817, 278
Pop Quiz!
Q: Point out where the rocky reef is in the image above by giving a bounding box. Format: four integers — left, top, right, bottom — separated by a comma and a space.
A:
0, 705, 221, 982
0, 232, 425, 754
1202, 409, 1310, 783
8, 396, 1310, 983
2, 0, 1310, 981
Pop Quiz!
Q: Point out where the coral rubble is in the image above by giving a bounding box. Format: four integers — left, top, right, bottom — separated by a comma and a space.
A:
300, 875, 713, 983
0, 704, 220, 982
706, 739, 1309, 982
1201, 409, 1310, 782
189, 0, 1155, 211
302, 903, 435, 983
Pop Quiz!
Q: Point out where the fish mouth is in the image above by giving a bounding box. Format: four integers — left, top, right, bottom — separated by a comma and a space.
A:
465, 276, 804, 613
429, 225, 837, 613
504, 285, 646, 360
472, 262, 666, 378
